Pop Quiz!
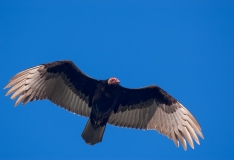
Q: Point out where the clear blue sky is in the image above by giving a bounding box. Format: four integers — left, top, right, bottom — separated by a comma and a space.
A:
1, 1, 234, 159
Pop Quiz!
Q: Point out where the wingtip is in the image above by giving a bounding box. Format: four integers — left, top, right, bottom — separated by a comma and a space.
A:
4, 84, 10, 89
14, 101, 20, 107
200, 133, 204, 139
197, 130, 204, 140
189, 142, 195, 149
5, 90, 12, 96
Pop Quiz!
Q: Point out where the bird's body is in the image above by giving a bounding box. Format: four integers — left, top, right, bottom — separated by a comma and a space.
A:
82, 80, 121, 144
4, 60, 204, 150
91, 80, 120, 127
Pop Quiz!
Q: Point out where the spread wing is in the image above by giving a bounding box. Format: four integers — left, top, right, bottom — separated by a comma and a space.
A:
4, 60, 99, 117
108, 85, 204, 150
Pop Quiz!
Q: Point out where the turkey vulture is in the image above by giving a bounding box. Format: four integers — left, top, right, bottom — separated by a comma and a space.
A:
4, 60, 203, 150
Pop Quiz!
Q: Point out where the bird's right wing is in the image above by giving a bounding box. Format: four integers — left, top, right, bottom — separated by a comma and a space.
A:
108, 85, 203, 150
4, 60, 99, 117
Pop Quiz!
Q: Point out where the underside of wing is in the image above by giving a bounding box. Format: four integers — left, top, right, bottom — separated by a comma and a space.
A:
108, 85, 204, 150
4, 60, 99, 117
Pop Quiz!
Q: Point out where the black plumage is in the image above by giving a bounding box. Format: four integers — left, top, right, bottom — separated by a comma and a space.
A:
4, 60, 203, 150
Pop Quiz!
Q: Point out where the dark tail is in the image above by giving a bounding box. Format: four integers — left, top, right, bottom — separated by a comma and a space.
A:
81, 119, 106, 145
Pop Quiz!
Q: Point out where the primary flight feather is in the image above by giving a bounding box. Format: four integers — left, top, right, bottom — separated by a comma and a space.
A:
4, 60, 203, 150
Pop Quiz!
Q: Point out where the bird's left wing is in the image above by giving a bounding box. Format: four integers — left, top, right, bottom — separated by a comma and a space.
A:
108, 85, 204, 150
4, 60, 99, 117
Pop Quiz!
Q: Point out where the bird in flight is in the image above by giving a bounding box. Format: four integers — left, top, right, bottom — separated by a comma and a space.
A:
4, 60, 203, 150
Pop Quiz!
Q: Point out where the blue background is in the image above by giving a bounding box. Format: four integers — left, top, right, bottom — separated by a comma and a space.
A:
1, 1, 234, 159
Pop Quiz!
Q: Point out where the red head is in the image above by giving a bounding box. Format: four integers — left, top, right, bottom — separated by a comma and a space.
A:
108, 77, 120, 85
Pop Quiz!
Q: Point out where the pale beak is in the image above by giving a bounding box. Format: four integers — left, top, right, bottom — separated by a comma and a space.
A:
115, 79, 120, 84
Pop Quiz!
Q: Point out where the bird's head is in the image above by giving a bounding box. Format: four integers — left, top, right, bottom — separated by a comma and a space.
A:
108, 77, 120, 85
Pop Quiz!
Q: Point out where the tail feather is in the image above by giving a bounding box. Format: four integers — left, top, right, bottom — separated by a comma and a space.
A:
81, 119, 106, 145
